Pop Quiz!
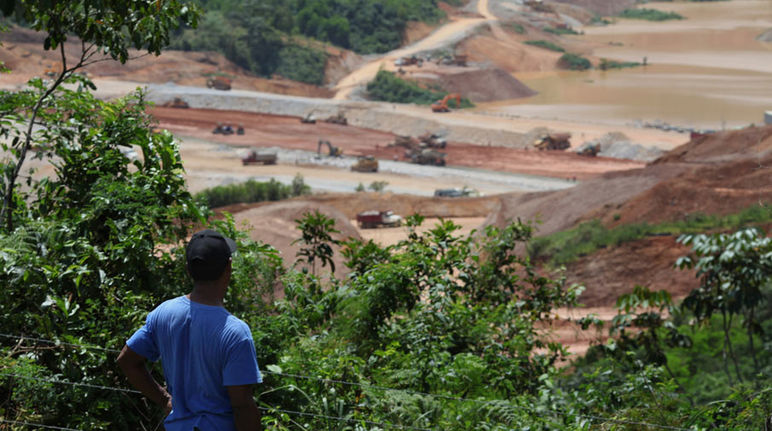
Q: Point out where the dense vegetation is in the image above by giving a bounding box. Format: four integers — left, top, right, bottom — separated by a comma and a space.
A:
168, 0, 456, 84
366, 70, 474, 107
1, 2, 770, 430
194, 175, 310, 208
619, 8, 685, 21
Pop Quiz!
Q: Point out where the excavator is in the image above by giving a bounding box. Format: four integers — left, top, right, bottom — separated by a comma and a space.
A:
431, 93, 461, 113
317, 139, 343, 157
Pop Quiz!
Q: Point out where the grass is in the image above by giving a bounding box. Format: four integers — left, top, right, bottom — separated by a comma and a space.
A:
528, 203, 772, 267
524, 40, 565, 52
543, 26, 580, 36
599, 58, 642, 70
618, 8, 684, 21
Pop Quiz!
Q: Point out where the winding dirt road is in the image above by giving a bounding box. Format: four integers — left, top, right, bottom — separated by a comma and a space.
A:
333, 1, 503, 99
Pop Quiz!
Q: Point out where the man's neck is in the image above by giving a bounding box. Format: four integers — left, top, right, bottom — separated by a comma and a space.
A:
188, 283, 225, 307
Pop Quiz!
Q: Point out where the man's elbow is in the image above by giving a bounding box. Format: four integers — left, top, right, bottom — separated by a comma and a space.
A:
117, 345, 144, 374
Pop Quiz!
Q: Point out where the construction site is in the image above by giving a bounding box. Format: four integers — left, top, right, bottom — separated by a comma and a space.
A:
2, 0, 772, 353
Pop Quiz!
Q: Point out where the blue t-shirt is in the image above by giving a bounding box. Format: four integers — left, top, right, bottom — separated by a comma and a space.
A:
127, 296, 262, 431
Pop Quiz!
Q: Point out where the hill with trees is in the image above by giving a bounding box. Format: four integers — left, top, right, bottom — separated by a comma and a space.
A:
169, 0, 464, 84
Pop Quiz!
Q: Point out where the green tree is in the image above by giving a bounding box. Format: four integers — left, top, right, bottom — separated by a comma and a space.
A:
0, 0, 200, 231
677, 227, 772, 383
293, 210, 341, 276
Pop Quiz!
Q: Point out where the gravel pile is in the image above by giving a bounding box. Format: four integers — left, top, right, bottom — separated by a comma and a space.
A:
581, 132, 663, 162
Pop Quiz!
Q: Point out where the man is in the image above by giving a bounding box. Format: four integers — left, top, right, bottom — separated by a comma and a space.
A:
118, 229, 262, 431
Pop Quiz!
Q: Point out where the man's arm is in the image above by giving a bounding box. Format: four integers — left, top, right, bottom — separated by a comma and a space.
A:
227, 384, 262, 431
117, 345, 172, 415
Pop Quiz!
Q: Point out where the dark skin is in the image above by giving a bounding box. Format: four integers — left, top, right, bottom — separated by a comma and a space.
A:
117, 260, 262, 431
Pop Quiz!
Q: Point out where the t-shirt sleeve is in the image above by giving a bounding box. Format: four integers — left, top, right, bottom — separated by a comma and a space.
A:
222, 324, 262, 386
126, 311, 160, 362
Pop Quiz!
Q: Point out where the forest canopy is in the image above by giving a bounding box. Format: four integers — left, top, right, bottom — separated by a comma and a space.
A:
170, 0, 461, 84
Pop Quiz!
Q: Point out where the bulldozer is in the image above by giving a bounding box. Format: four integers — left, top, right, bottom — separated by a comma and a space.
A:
431, 93, 462, 113
351, 155, 378, 172
323, 112, 348, 125
418, 132, 447, 149
534, 133, 571, 151
206, 76, 232, 91
408, 148, 446, 166
318, 139, 343, 157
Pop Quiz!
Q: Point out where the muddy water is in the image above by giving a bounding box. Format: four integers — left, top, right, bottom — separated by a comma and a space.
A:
487, 0, 772, 129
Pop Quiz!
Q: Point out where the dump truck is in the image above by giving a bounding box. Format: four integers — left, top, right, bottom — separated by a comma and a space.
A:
534, 133, 571, 151
318, 139, 343, 157
206, 76, 232, 91
241, 151, 277, 165
356, 210, 403, 229
431, 93, 461, 113
577, 143, 600, 157
162, 97, 189, 109
351, 156, 378, 172
434, 187, 476, 198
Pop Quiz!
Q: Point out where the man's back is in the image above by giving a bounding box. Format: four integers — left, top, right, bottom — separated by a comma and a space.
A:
127, 296, 262, 431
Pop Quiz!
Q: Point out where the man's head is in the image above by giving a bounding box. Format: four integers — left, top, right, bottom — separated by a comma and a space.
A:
186, 229, 237, 282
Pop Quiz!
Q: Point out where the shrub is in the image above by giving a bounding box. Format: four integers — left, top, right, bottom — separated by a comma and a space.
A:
524, 40, 565, 52
543, 26, 580, 35
599, 58, 642, 70
619, 8, 684, 21
557, 53, 592, 70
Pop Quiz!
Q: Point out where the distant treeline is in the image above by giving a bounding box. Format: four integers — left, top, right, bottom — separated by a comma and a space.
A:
171, 0, 463, 84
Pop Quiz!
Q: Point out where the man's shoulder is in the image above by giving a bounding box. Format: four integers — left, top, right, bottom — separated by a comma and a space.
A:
149, 296, 188, 318
223, 314, 252, 339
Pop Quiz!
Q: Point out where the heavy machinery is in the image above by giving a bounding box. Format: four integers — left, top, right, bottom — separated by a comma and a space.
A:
356, 210, 403, 229
409, 148, 446, 166
323, 112, 348, 125
241, 151, 277, 165
434, 187, 477, 198
206, 76, 232, 91
351, 156, 378, 172
418, 132, 447, 149
577, 143, 600, 157
318, 139, 343, 157
431, 94, 461, 113
162, 97, 190, 109
213, 123, 235, 135
534, 133, 571, 151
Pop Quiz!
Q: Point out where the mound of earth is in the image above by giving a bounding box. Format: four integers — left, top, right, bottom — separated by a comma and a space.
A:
487, 126, 772, 236
434, 68, 537, 102
653, 126, 772, 165
229, 200, 360, 278
564, 235, 698, 307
